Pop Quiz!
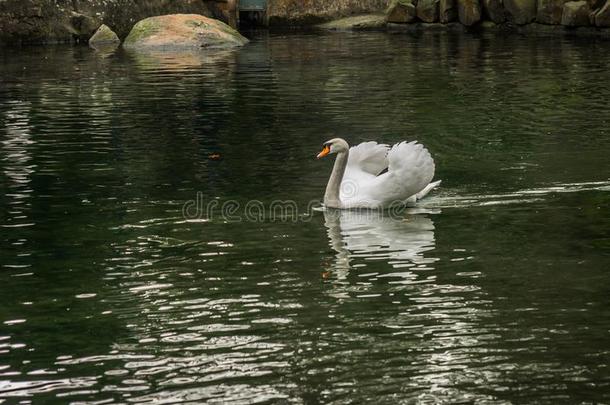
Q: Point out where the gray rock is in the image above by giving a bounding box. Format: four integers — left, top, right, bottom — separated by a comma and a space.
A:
537, 0, 570, 23
458, 0, 483, 25
504, 0, 537, 23
89, 24, 120, 48
387, 0, 418, 23
69, 12, 101, 43
562, 0, 591, 25
268, 0, 389, 26
417, 0, 440, 22
440, 0, 459, 22
483, 0, 507, 22
595, 0, 610, 25
387, 21, 467, 30
317, 14, 387, 30
588, 0, 605, 9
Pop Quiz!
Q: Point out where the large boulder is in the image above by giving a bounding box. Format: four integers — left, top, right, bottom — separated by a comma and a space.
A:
387, 0, 418, 22
483, 0, 507, 22
537, 0, 570, 23
595, 0, 610, 25
123, 14, 248, 50
504, 0, 537, 23
440, 0, 459, 22
458, 0, 483, 25
89, 24, 120, 48
417, 0, 440, 21
561, 0, 591, 24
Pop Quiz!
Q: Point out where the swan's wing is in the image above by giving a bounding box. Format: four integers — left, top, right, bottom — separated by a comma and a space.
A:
372, 141, 436, 205
340, 142, 390, 208
346, 141, 389, 176
340, 140, 436, 208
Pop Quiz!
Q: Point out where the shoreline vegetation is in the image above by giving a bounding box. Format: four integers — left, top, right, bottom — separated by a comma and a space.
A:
0, 0, 609, 47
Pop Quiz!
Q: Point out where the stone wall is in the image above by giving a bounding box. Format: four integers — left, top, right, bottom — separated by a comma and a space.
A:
385, 0, 610, 29
0, 0, 212, 45
267, 0, 609, 31
2, 0, 608, 45
267, 0, 389, 25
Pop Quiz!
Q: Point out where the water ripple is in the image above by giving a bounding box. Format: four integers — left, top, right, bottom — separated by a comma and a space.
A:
0, 32, 609, 404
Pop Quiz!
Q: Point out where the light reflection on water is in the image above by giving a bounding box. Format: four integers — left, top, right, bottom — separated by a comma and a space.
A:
323, 210, 439, 279
321, 210, 501, 403
0, 31, 609, 403
2, 101, 34, 232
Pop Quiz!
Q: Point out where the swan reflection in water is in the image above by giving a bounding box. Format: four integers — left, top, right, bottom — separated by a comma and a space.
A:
322, 208, 439, 281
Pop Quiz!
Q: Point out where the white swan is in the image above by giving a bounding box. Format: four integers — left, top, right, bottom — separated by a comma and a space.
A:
317, 138, 441, 209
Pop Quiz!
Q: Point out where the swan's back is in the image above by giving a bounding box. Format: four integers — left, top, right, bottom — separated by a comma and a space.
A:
342, 140, 436, 208
387, 141, 435, 195
346, 141, 389, 175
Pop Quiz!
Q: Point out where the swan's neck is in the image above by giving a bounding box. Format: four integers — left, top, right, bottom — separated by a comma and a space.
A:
324, 150, 348, 208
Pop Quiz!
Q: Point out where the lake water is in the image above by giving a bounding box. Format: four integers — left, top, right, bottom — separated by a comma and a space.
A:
1, 31, 609, 404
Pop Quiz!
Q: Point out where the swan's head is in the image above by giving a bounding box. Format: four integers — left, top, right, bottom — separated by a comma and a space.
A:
317, 138, 349, 158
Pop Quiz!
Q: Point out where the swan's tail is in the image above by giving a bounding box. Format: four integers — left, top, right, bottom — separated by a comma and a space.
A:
416, 180, 441, 201
404, 180, 441, 206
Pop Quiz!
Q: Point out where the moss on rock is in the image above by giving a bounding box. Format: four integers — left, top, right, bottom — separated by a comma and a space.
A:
387, 0, 418, 22
123, 14, 248, 50
317, 14, 387, 30
89, 24, 120, 47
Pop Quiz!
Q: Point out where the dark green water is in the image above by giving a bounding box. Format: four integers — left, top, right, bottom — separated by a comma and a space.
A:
1, 31, 609, 404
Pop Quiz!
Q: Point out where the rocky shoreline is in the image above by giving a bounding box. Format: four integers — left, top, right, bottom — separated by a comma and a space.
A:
1, 0, 609, 47
0, 0, 223, 45
380, 0, 610, 33
316, 14, 610, 37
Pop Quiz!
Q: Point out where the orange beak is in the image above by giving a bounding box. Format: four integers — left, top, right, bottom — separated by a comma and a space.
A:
317, 145, 330, 159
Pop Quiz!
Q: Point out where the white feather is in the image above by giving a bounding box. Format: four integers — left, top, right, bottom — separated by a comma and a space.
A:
339, 141, 438, 208
346, 141, 389, 175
